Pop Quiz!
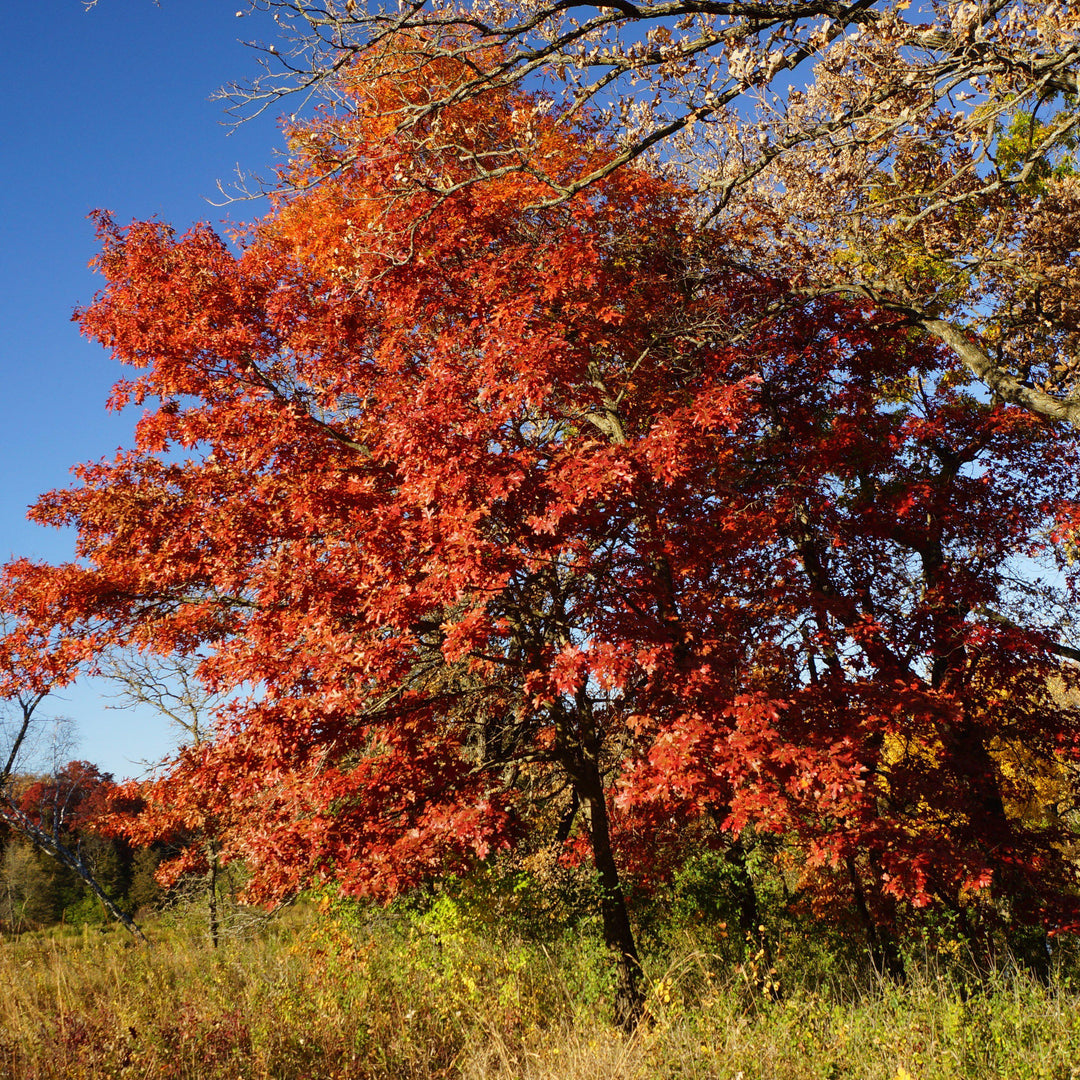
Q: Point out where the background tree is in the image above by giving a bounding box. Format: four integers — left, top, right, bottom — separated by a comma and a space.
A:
0, 836, 60, 932
2, 756, 145, 939
16, 762, 133, 922
0, 635, 148, 941
104, 651, 243, 948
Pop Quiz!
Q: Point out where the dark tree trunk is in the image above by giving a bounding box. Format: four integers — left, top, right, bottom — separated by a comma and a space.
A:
726, 837, 775, 971
207, 842, 220, 949
576, 756, 645, 1032
846, 855, 904, 980
941, 723, 1054, 978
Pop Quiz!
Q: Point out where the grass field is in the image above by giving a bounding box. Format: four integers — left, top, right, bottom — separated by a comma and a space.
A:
1, 895, 1079, 1080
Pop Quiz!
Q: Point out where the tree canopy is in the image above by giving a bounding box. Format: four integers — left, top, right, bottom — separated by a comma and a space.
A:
233, 2, 1080, 427
2, 12, 1080, 1025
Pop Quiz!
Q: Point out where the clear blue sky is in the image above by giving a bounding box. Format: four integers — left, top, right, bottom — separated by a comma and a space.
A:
1, 2, 285, 779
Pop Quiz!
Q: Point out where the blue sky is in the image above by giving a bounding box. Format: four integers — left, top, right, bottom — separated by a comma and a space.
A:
2, 2, 285, 779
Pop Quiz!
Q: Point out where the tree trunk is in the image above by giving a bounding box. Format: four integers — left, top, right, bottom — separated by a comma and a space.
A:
943, 725, 1053, 980
207, 842, 220, 949
726, 837, 777, 977
846, 855, 904, 980
576, 757, 645, 1032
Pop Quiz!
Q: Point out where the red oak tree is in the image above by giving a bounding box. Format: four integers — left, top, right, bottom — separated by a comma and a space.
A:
1, 39, 1078, 1021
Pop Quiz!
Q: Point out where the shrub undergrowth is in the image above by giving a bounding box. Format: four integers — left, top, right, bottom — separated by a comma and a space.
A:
0, 890, 1078, 1079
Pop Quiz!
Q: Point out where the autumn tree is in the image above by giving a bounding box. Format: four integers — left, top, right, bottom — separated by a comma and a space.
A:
0, 754, 144, 937
229, 2, 1080, 435
0, 36, 1077, 1023
3, 47, 733, 1023
0, 631, 148, 940
104, 651, 246, 947
615, 326, 1080, 970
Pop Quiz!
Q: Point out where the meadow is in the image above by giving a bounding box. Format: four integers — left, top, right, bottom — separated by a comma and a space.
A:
1, 887, 1078, 1080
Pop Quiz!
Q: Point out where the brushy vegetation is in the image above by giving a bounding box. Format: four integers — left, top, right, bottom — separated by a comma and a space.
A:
1, 884, 1079, 1080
